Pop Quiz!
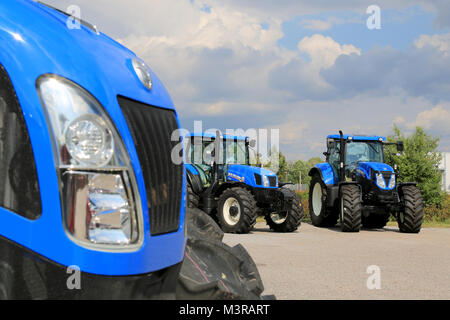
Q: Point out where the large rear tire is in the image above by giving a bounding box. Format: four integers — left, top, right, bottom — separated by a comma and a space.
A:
186, 182, 200, 209
398, 185, 423, 233
177, 208, 267, 300
339, 184, 362, 232
265, 188, 303, 232
309, 174, 338, 227
217, 187, 257, 234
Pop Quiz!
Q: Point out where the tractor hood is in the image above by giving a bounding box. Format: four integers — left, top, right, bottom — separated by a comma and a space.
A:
226, 164, 278, 188
356, 162, 396, 190
358, 162, 394, 176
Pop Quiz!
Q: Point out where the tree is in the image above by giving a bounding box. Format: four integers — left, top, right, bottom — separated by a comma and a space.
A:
387, 126, 445, 207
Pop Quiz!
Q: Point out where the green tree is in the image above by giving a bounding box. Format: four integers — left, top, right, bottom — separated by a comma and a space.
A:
387, 126, 444, 207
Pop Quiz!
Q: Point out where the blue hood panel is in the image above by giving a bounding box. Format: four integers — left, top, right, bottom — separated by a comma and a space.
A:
227, 164, 278, 188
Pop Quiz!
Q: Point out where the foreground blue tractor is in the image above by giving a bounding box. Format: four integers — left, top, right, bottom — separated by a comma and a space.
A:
0, 0, 265, 299
308, 131, 423, 233
186, 132, 303, 233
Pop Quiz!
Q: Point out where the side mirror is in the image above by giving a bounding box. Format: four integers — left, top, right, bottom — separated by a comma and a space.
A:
249, 139, 256, 148
397, 141, 404, 152
327, 139, 336, 150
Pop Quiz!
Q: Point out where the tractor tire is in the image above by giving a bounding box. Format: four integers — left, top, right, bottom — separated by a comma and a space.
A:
177, 207, 268, 300
265, 188, 303, 232
216, 187, 257, 234
309, 174, 338, 227
398, 185, 423, 233
186, 182, 200, 209
362, 214, 390, 229
339, 184, 362, 232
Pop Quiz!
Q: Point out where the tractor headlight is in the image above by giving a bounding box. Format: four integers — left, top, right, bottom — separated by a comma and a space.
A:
37, 75, 143, 250
262, 175, 270, 187
388, 174, 396, 189
375, 173, 386, 189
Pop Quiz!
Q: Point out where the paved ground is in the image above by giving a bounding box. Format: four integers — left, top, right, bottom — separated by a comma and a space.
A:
224, 222, 450, 300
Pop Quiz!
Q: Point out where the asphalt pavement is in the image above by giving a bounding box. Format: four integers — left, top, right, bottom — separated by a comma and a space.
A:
224, 222, 450, 300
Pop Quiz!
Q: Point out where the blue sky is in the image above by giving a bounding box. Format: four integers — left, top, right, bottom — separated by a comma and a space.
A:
279, 6, 449, 53
44, 0, 450, 160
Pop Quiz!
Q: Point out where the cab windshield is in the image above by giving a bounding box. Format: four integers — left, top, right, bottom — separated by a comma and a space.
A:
329, 140, 384, 172
189, 138, 249, 166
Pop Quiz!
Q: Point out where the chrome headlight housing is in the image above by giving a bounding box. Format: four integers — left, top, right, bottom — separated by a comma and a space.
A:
37, 75, 143, 250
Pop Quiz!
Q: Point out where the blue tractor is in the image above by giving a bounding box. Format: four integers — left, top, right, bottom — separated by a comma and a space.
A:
308, 131, 423, 233
0, 0, 265, 299
186, 132, 303, 233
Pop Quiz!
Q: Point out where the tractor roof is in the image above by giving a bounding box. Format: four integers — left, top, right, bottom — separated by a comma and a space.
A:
189, 132, 248, 141
327, 134, 387, 141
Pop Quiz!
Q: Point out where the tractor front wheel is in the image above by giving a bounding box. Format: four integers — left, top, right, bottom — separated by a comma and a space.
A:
217, 187, 257, 234
398, 185, 423, 233
339, 184, 362, 232
265, 189, 303, 232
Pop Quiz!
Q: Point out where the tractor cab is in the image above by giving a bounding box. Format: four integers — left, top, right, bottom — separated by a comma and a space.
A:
186, 133, 274, 189
186, 132, 303, 234
309, 131, 423, 233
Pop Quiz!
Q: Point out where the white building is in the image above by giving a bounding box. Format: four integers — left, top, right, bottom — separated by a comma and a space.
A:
439, 152, 450, 193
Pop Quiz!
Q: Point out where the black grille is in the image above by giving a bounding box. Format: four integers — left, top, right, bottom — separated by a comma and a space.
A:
381, 171, 392, 184
118, 96, 183, 236
0, 64, 41, 220
254, 173, 262, 185
268, 176, 277, 187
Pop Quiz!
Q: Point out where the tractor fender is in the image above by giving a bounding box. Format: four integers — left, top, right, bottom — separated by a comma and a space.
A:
309, 163, 335, 185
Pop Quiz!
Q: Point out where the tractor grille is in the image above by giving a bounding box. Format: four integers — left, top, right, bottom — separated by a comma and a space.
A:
118, 96, 183, 236
268, 176, 277, 187
254, 173, 262, 185
0, 64, 41, 220
381, 171, 392, 184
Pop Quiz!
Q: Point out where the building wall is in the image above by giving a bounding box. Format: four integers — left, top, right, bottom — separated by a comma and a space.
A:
439, 153, 450, 193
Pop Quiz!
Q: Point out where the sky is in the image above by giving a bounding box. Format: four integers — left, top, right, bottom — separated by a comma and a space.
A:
43, 0, 450, 160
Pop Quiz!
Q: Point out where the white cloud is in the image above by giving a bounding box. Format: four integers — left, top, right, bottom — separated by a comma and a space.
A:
415, 33, 450, 55
416, 105, 450, 133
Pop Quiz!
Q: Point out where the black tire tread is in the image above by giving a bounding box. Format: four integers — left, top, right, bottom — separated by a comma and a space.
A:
398, 185, 423, 233
177, 208, 266, 300
340, 185, 362, 232
217, 187, 257, 234
265, 189, 303, 232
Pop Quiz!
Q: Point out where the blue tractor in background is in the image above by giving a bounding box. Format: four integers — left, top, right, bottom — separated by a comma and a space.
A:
0, 0, 265, 299
308, 131, 423, 233
186, 132, 303, 234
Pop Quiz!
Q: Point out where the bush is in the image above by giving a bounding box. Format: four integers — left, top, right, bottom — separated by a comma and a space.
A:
423, 195, 450, 223
296, 191, 311, 223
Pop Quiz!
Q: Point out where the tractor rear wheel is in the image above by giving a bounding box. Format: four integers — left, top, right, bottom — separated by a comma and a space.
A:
362, 214, 390, 229
217, 187, 257, 234
339, 184, 362, 232
309, 174, 338, 227
187, 182, 200, 209
177, 207, 268, 300
398, 185, 423, 233
265, 188, 303, 232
